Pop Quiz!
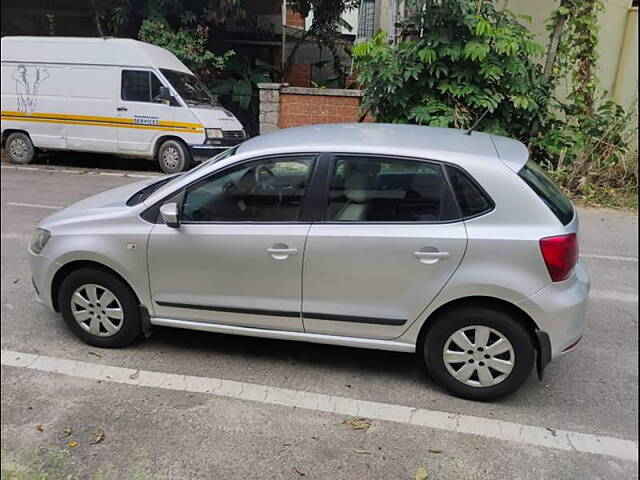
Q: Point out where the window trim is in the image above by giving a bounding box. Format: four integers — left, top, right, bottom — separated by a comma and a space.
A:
316, 153, 470, 225
445, 164, 495, 221
143, 153, 321, 225
120, 68, 168, 105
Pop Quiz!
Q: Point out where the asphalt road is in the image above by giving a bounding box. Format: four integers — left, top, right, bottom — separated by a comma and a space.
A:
1, 163, 638, 479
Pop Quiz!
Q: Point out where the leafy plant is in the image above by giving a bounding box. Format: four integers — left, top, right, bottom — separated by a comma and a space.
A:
353, 0, 548, 140
139, 17, 234, 80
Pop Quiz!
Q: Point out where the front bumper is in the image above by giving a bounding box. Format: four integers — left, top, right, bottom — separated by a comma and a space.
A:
188, 144, 232, 160
189, 132, 245, 160
28, 247, 58, 311
517, 260, 590, 358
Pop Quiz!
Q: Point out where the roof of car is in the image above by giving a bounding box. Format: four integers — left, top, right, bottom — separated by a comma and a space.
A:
236, 123, 528, 171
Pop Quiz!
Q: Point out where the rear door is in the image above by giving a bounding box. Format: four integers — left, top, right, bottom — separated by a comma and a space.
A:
302, 154, 467, 340
117, 69, 174, 153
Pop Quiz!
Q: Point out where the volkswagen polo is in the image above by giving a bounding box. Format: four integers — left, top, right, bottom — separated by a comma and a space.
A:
28, 124, 590, 400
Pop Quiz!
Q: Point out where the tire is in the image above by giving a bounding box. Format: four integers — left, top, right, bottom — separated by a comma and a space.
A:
423, 306, 535, 401
58, 268, 141, 348
6, 132, 36, 164
157, 139, 191, 174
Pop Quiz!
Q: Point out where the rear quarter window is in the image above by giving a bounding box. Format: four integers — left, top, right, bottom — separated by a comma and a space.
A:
446, 165, 494, 218
518, 160, 574, 225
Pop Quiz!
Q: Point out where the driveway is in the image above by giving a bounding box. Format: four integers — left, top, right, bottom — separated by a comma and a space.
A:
1, 163, 638, 479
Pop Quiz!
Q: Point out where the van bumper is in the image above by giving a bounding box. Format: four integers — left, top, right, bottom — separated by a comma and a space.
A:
188, 144, 232, 161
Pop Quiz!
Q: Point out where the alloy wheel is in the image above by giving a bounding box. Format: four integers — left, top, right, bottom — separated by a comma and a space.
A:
70, 284, 124, 337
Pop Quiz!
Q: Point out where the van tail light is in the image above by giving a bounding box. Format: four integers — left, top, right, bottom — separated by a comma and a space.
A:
539, 233, 578, 282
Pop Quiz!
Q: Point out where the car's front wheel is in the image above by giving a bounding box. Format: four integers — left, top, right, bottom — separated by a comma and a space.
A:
59, 268, 141, 348
423, 305, 535, 401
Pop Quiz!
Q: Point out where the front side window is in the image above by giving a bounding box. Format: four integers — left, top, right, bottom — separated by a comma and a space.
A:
182, 156, 315, 222
121, 70, 163, 103
160, 69, 220, 107
326, 156, 458, 222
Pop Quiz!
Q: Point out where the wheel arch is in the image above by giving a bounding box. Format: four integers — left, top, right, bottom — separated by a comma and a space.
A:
2, 129, 32, 147
416, 296, 541, 354
153, 135, 188, 159
51, 260, 141, 312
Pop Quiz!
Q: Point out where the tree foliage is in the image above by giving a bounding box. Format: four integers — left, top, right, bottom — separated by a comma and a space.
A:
353, 0, 548, 139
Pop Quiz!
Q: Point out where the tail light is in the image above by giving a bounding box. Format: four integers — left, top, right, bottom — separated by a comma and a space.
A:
539, 233, 578, 282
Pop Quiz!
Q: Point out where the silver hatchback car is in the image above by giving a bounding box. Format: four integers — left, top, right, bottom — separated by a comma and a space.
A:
28, 124, 590, 401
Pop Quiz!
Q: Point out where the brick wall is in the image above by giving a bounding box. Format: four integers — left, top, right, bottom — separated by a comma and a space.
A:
257, 84, 373, 134
279, 89, 364, 128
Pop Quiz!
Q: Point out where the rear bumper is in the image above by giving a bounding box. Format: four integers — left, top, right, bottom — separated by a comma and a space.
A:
517, 260, 590, 358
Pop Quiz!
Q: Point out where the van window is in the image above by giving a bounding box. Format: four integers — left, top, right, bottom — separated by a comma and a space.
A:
121, 70, 163, 103
160, 69, 220, 107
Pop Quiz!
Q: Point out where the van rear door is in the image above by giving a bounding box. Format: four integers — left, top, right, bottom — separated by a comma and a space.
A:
117, 69, 174, 154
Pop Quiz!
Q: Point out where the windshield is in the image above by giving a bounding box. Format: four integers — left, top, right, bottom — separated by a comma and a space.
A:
160, 69, 220, 107
152, 146, 240, 197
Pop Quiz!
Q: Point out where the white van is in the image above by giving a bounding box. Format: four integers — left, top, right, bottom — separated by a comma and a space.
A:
1, 36, 246, 173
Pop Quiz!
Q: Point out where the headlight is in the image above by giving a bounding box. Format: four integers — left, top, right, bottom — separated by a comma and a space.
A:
30, 228, 51, 254
206, 128, 224, 139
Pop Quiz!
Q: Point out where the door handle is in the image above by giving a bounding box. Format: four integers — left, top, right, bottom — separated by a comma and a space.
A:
414, 249, 450, 264
117, 107, 128, 112
266, 244, 299, 260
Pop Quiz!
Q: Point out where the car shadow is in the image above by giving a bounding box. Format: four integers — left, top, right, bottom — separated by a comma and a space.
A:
28, 150, 161, 172
143, 325, 436, 387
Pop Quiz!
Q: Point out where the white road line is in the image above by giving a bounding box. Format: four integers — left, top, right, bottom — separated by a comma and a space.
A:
1, 164, 160, 178
5, 201, 62, 210
591, 289, 638, 303
1, 350, 637, 462
0, 233, 30, 240
582, 254, 638, 263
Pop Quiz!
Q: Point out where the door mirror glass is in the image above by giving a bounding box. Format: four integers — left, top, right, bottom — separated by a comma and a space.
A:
159, 86, 173, 102
160, 202, 180, 228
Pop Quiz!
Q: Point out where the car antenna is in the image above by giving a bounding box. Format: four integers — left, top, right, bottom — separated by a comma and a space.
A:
465, 109, 490, 135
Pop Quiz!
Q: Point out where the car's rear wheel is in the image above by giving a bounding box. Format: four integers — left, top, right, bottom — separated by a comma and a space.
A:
424, 306, 535, 401
158, 139, 191, 174
6, 132, 36, 164
59, 268, 141, 348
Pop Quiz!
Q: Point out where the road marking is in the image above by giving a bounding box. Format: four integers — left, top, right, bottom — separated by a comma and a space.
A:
0, 233, 30, 240
1, 349, 637, 462
591, 289, 638, 303
6, 201, 62, 210
582, 254, 638, 263
1, 164, 160, 178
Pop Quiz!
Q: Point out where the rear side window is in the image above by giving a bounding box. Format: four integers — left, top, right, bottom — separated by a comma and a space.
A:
325, 156, 459, 222
518, 160, 574, 225
121, 70, 163, 102
446, 166, 493, 218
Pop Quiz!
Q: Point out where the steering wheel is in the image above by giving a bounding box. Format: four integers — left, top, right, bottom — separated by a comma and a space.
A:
255, 164, 277, 191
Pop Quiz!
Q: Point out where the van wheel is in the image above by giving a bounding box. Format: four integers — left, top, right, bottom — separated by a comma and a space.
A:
6, 132, 36, 164
423, 306, 535, 401
59, 268, 142, 348
158, 139, 191, 174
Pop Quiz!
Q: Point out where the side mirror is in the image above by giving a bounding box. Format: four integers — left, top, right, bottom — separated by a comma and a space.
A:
159, 86, 172, 101
160, 202, 180, 228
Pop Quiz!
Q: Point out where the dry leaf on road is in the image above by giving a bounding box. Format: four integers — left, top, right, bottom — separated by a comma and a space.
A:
63, 427, 72, 437
67, 441, 78, 448
342, 418, 372, 430
91, 428, 106, 444
415, 466, 428, 480
354, 448, 371, 455
428, 448, 444, 454
292, 466, 305, 476
34, 423, 44, 432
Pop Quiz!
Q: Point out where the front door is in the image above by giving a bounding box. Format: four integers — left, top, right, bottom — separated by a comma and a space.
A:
147, 154, 317, 331
302, 154, 468, 340
117, 69, 174, 153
